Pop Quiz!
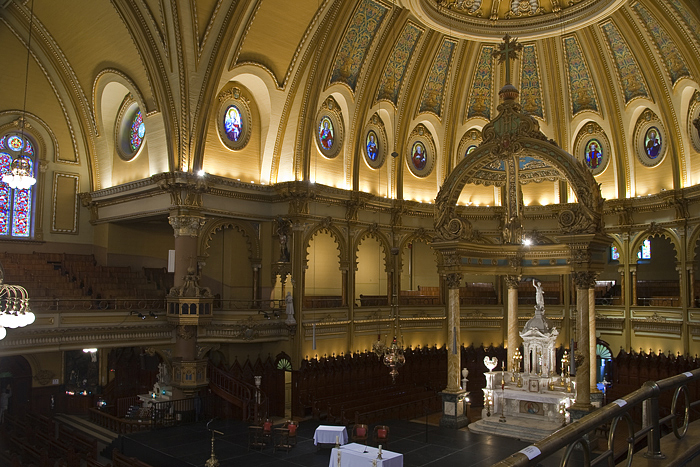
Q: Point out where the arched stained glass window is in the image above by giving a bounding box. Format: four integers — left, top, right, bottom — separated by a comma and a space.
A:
0, 134, 35, 238
129, 110, 145, 152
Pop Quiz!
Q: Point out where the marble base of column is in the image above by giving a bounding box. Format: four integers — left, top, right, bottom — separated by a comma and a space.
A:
439, 390, 469, 429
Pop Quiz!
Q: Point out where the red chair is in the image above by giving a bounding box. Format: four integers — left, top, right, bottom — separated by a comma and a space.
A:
373, 425, 389, 447
352, 424, 368, 444
262, 419, 273, 446
283, 420, 298, 445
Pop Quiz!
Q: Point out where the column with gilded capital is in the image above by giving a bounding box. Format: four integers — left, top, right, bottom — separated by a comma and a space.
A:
505, 275, 521, 369
169, 212, 205, 287
440, 272, 468, 428
571, 271, 596, 411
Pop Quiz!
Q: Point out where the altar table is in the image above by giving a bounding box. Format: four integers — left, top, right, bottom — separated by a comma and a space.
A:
314, 425, 349, 446
329, 442, 403, 467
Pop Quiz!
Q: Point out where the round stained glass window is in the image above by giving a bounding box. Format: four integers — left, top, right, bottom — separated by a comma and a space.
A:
366, 130, 378, 161
644, 126, 661, 159
129, 110, 145, 152
411, 142, 427, 170
584, 139, 602, 170
318, 116, 334, 151
465, 145, 477, 156
7, 136, 23, 152
224, 105, 242, 142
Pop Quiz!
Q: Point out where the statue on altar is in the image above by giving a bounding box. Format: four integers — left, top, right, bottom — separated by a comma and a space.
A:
533, 279, 544, 310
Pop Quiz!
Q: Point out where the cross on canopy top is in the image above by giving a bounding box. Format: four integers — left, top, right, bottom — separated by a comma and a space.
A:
493, 34, 523, 85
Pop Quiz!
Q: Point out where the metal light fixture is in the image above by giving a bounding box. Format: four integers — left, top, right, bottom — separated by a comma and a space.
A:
3, 0, 37, 190
383, 334, 405, 383
0, 263, 35, 340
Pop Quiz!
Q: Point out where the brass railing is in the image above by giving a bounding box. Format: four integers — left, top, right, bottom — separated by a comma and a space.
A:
492, 368, 700, 466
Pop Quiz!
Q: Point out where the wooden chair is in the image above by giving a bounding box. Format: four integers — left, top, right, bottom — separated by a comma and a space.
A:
273, 427, 293, 453
283, 420, 298, 445
351, 424, 369, 444
373, 425, 389, 447
248, 425, 266, 451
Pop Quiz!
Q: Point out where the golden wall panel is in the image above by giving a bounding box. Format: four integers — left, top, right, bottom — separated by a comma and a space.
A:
51, 172, 79, 234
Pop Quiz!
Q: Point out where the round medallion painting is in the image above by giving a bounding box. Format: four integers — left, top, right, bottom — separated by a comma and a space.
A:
224, 105, 243, 142
318, 116, 334, 151
584, 139, 602, 170
644, 126, 662, 159
366, 131, 379, 161
465, 145, 477, 157
411, 142, 427, 171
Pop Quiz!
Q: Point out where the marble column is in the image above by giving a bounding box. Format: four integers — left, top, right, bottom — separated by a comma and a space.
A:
572, 271, 596, 411
588, 276, 598, 393
440, 272, 467, 429
445, 272, 463, 392
631, 267, 637, 306
505, 275, 521, 370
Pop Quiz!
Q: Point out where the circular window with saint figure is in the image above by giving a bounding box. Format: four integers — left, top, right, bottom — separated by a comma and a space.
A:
584, 139, 602, 171
318, 116, 334, 152
644, 126, 662, 160
224, 105, 243, 142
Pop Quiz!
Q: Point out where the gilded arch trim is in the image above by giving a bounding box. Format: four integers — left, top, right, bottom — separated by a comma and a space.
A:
199, 218, 261, 262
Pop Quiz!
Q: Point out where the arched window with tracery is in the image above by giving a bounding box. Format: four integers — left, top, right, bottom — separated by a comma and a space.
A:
0, 133, 36, 238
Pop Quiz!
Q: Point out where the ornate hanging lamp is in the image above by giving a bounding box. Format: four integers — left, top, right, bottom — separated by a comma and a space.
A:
0, 263, 35, 340
3, 0, 37, 190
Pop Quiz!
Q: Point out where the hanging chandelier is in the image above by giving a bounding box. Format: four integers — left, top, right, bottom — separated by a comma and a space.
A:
3, 0, 38, 190
3, 149, 36, 190
383, 335, 405, 383
0, 264, 35, 340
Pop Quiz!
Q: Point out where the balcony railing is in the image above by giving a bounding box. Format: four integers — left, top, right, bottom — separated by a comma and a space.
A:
491, 368, 700, 466
27, 298, 166, 311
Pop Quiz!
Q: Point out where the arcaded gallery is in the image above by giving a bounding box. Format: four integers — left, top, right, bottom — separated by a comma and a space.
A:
1, 0, 700, 465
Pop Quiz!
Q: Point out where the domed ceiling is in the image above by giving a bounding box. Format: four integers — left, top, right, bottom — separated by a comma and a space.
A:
0, 0, 698, 205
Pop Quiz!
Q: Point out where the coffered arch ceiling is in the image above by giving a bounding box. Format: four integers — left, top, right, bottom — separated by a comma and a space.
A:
0, 0, 698, 201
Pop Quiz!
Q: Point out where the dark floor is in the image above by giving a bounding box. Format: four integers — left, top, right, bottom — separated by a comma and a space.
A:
118, 416, 544, 467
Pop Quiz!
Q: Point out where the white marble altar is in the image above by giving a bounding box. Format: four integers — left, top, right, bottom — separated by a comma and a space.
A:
469, 280, 574, 442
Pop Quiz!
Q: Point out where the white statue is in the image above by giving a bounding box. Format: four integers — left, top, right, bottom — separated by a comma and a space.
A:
533, 279, 544, 309
285, 291, 296, 325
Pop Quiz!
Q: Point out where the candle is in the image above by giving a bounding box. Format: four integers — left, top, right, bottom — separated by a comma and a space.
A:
336, 435, 339, 444
379, 445, 382, 454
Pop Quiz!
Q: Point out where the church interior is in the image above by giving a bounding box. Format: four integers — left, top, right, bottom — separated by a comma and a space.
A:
1, 0, 700, 465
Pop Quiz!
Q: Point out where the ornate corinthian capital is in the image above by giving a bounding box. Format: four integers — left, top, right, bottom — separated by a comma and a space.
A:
504, 275, 521, 289
572, 271, 598, 289
445, 273, 463, 289
169, 215, 205, 237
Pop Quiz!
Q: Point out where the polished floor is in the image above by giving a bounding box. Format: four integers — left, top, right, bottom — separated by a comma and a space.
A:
117, 416, 546, 467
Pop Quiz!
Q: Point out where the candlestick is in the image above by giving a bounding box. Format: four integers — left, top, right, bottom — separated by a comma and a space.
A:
377, 445, 383, 460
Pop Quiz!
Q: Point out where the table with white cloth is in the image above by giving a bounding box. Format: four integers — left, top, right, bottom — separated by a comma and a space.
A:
328, 443, 403, 467
314, 425, 349, 446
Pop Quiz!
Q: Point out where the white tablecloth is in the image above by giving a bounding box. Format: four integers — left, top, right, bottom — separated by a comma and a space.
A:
314, 425, 349, 446
329, 443, 403, 467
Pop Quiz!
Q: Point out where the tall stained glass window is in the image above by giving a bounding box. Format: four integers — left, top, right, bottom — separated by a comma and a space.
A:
0, 134, 35, 238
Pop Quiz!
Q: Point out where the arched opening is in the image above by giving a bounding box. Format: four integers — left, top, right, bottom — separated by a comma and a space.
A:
400, 239, 439, 305
355, 235, 388, 306
305, 230, 342, 308
201, 226, 254, 305
635, 236, 678, 306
